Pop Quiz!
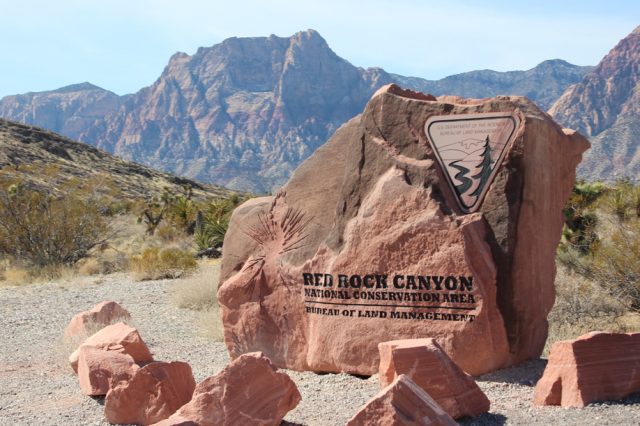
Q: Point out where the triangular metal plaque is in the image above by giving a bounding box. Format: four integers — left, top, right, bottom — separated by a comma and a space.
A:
425, 112, 521, 213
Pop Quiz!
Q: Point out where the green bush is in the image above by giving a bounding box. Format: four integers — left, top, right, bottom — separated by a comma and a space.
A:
194, 194, 245, 257
130, 247, 197, 280
558, 180, 640, 312
0, 181, 109, 268
589, 221, 640, 312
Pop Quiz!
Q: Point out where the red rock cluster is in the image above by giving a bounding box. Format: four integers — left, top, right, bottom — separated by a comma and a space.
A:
346, 375, 457, 426
378, 338, 490, 419
65, 301, 301, 425
154, 352, 301, 426
534, 331, 640, 407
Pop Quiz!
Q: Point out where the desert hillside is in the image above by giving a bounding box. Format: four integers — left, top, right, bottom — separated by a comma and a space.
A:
0, 118, 234, 200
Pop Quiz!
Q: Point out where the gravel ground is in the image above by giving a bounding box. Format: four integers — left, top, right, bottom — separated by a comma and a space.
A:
0, 271, 638, 425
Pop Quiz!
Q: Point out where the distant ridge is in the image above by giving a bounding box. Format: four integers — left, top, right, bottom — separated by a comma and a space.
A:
0, 30, 592, 192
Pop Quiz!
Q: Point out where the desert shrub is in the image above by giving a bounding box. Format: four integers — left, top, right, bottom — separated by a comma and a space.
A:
137, 190, 173, 235
557, 180, 640, 313
194, 194, 245, 257
137, 186, 197, 235
545, 265, 628, 355
597, 178, 640, 221
155, 222, 188, 243
168, 186, 198, 233
589, 220, 640, 312
130, 247, 197, 280
0, 181, 110, 269
559, 181, 607, 255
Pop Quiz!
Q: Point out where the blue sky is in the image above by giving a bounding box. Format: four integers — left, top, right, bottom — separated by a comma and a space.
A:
0, 0, 638, 98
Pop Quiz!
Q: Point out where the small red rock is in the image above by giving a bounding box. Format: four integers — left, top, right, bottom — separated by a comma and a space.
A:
77, 346, 138, 396
64, 300, 131, 338
534, 331, 640, 407
104, 361, 196, 425
346, 374, 457, 426
378, 338, 489, 419
153, 352, 300, 426
69, 322, 153, 373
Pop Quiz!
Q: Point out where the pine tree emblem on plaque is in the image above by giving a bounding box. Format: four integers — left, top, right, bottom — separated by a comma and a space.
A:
425, 112, 521, 213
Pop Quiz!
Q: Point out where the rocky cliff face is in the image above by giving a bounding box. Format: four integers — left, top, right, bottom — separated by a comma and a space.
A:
80, 30, 394, 193
550, 27, 640, 180
0, 30, 592, 192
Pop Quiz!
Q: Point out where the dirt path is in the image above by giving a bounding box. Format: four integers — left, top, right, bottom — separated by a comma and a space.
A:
0, 272, 638, 425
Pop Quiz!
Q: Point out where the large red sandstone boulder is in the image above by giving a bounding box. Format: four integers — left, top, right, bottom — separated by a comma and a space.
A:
378, 338, 489, 418
534, 331, 640, 407
69, 322, 153, 372
104, 361, 196, 425
77, 346, 139, 396
218, 84, 589, 375
64, 300, 131, 338
346, 374, 457, 426
154, 352, 301, 426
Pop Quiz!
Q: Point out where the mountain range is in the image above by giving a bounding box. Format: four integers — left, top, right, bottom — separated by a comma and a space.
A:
0, 29, 594, 192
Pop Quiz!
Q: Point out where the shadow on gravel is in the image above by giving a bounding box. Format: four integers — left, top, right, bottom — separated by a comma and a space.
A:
89, 395, 105, 406
458, 412, 507, 425
588, 392, 640, 406
475, 359, 547, 387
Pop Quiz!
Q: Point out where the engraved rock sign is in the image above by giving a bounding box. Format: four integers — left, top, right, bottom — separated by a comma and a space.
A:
425, 112, 521, 213
218, 85, 589, 377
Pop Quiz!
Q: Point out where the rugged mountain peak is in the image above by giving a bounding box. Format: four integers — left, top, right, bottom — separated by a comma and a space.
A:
550, 26, 640, 180
550, 27, 640, 136
289, 28, 329, 47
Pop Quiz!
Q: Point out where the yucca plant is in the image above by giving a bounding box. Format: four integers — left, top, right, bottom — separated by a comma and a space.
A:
194, 195, 245, 257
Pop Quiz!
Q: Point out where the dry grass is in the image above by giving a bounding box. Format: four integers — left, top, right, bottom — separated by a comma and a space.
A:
2, 266, 31, 285
170, 262, 223, 341
195, 308, 225, 342
544, 264, 632, 355
130, 247, 197, 280
170, 264, 219, 309
0, 264, 78, 286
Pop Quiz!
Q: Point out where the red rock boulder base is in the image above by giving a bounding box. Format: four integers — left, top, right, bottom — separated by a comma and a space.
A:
534, 331, 640, 407
77, 346, 139, 396
219, 84, 589, 376
347, 374, 457, 426
69, 322, 153, 372
104, 361, 196, 425
64, 300, 131, 338
378, 338, 489, 419
154, 352, 301, 426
